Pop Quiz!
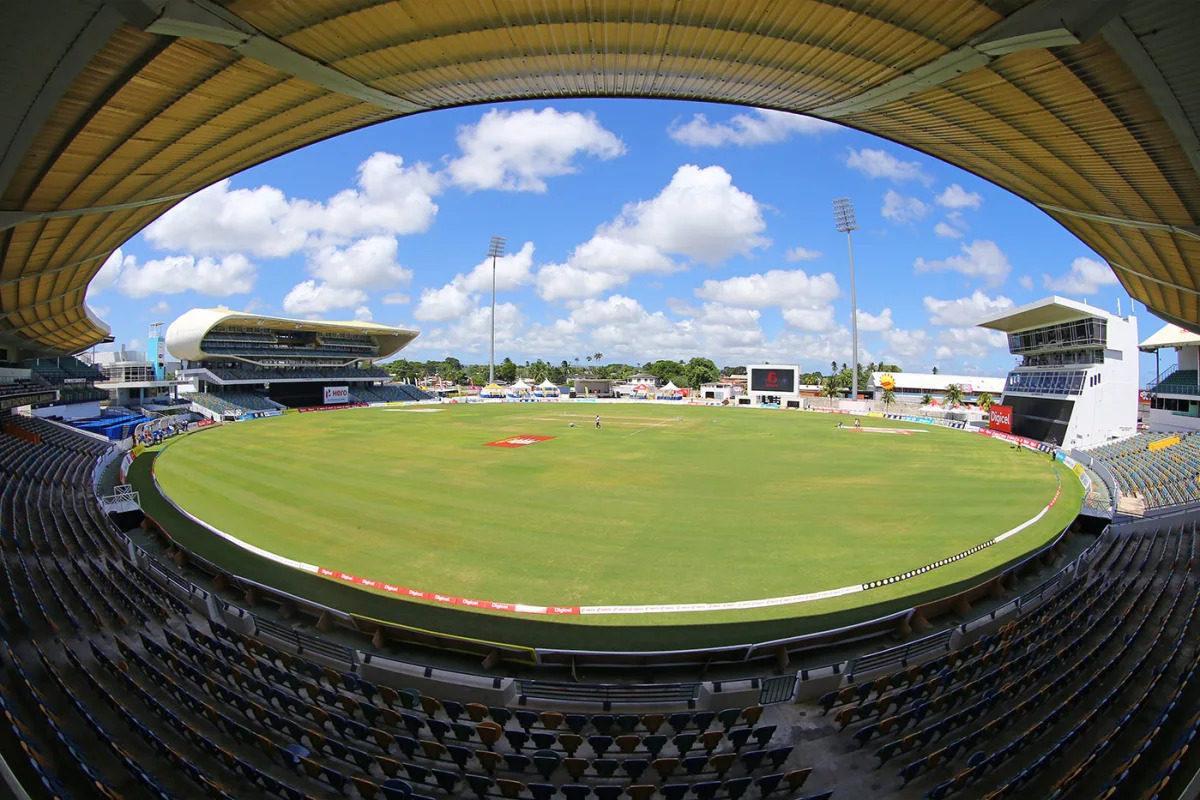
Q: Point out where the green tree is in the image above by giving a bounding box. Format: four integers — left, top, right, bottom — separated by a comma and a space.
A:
684, 357, 719, 389
497, 357, 517, 383
943, 383, 966, 407
820, 378, 839, 399
644, 359, 687, 386
593, 352, 603, 363
976, 391, 994, 411
882, 388, 896, 409
920, 393, 934, 406
529, 360, 549, 382
830, 360, 838, 376
931, 366, 939, 375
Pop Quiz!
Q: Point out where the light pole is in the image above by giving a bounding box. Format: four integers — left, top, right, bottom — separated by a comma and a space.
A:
487, 235, 506, 384
833, 197, 860, 401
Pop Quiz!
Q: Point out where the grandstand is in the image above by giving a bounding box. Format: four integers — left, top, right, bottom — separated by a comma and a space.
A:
3, 1, 1200, 798
1086, 433, 1200, 511
166, 309, 424, 417
2, 413, 1199, 800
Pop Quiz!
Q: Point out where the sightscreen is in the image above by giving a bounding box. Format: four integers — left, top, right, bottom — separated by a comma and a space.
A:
750, 368, 795, 393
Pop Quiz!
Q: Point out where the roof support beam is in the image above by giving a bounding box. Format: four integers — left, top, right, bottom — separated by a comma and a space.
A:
0, 192, 190, 232
0, 253, 108, 290
134, 0, 425, 115
1110, 261, 1200, 297
811, 0, 1129, 117
1101, 18, 1200, 185
1036, 202, 1200, 242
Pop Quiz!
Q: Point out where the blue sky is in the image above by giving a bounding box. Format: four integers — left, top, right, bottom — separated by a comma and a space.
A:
84, 98, 1149, 377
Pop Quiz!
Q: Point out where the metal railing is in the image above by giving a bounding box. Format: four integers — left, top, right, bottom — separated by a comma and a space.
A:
516, 680, 700, 707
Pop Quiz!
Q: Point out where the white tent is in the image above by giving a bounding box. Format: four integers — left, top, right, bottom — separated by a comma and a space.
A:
511, 379, 530, 391
535, 379, 559, 396
537, 379, 557, 389
660, 380, 680, 392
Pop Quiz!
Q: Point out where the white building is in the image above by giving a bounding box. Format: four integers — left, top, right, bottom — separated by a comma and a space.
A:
87, 340, 186, 409
978, 296, 1138, 449
865, 371, 1005, 403
1139, 323, 1200, 433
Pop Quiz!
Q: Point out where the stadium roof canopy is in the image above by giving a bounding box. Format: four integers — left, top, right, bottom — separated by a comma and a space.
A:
1139, 322, 1200, 352
977, 295, 1122, 333
2, 0, 1199, 355
163, 307, 418, 362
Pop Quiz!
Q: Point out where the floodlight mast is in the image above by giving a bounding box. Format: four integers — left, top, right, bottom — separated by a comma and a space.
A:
833, 197, 860, 402
487, 235, 506, 385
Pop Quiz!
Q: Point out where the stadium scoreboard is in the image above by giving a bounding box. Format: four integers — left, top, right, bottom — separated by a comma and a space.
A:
746, 364, 800, 404
750, 367, 796, 393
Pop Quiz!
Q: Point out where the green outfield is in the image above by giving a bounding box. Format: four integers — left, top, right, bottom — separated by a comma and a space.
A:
146, 403, 1082, 644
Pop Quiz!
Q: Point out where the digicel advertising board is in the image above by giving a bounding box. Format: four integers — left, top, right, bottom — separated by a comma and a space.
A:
989, 404, 1013, 433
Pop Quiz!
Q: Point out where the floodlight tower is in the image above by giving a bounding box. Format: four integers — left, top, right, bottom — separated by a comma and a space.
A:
833, 197, 860, 401
487, 235, 506, 384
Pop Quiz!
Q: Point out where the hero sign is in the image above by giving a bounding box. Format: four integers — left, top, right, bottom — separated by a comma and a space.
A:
989, 404, 1013, 433
323, 385, 349, 405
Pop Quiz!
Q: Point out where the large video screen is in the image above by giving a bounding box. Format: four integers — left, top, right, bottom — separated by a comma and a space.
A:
1007, 395, 1074, 444
750, 367, 795, 393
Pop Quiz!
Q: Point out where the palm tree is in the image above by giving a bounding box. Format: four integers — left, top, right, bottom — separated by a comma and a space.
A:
830, 360, 838, 376
820, 378, 839, 399
943, 384, 966, 408
976, 391, 994, 411
882, 388, 896, 410
931, 366, 939, 375
920, 393, 934, 406
593, 352, 603, 363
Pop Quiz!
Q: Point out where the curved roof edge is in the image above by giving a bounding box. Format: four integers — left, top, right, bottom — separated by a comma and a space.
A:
164, 308, 418, 362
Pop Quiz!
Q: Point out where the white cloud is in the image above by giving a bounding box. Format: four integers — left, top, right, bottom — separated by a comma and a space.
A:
414, 282, 474, 322
934, 327, 1007, 360
881, 190, 929, 224
148, 300, 171, 316
782, 306, 837, 332
383, 293, 410, 305
668, 108, 839, 147
923, 290, 1014, 327
118, 253, 256, 298
417, 302, 527, 355
914, 240, 1012, 286
146, 152, 441, 256
694, 268, 839, 309
600, 165, 769, 264
308, 236, 413, 290
934, 221, 963, 239
1018, 275, 1034, 290
88, 248, 131, 296
291, 152, 441, 241
568, 236, 678, 276
936, 184, 982, 210
846, 148, 931, 184
881, 328, 929, 359
145, 181, 308, 257
536, 263, 628, 302
857, 308, 894, 331
354, 306, 373, 322
785, 246, 821, 262
666, 297, 701, 317
1042, 256, 1119, 295
454, 241, 537, 294
281, 280, 367, 315
446, 108, 625, 192
534, 165, 768, 302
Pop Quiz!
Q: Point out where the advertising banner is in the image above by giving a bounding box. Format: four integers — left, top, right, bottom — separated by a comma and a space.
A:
299, 402, 368, 413
323, 385, 349, 405
989, 404, 1013, 433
